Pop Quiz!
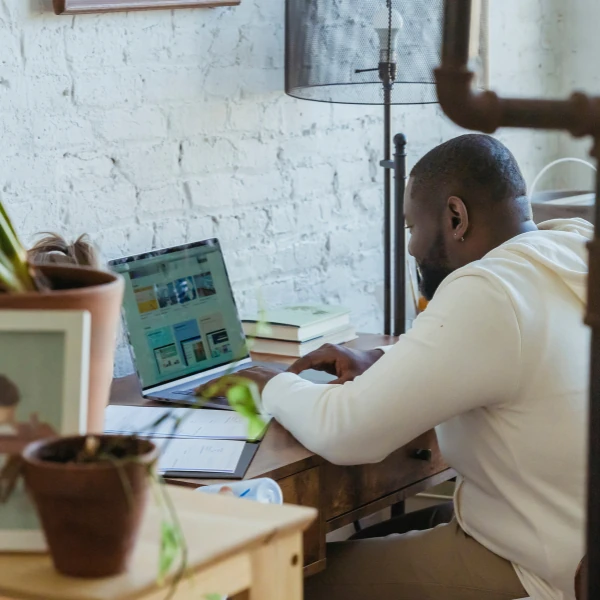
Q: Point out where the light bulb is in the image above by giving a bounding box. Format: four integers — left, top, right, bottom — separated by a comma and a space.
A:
373, 5, 404, 63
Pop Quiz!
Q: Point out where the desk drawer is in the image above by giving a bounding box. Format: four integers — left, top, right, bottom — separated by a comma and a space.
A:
322, 429, 448, 521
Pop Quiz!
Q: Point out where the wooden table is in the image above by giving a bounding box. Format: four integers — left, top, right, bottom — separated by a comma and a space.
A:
0, 486, 316, 600
110, 334, 455, 576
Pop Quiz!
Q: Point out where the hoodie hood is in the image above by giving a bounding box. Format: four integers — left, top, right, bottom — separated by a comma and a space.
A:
500, 218, 593, 303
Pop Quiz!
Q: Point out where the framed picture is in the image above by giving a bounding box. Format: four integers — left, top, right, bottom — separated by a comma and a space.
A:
54, 0, 240, 15
0, 310, 91, 552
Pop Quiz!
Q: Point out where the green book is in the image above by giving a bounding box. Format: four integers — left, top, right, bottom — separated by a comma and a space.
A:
242, 305, 351, 342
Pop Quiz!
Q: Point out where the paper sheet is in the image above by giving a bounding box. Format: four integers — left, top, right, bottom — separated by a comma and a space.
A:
104, 405, 269, 441
154, 438, 246, 473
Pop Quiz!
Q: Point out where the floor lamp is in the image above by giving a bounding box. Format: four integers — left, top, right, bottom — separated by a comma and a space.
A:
285, 0, 443, 336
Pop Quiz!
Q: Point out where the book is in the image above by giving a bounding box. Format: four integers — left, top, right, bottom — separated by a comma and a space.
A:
249, 325, 357, 357
242, 305, 351, 342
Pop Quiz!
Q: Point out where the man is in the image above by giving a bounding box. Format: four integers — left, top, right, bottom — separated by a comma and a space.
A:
202, 134, 590, 600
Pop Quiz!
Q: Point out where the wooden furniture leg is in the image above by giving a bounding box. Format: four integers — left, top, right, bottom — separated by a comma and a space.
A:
249, 533, 303, 600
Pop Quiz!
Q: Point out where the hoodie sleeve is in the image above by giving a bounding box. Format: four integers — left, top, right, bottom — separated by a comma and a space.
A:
261, 274, 522, 465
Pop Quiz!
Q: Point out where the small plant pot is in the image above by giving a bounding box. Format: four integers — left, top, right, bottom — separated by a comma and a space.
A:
22, 435, 158, 579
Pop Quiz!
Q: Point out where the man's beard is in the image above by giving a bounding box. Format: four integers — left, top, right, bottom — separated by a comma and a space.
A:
416, 233, 453, 301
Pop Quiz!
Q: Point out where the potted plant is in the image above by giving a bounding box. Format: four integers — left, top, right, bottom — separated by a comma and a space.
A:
21, 374, 265, 585
0, 207, 124, 433
22, 435, 158, 578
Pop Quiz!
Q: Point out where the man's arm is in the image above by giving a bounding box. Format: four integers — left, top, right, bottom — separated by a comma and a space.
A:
262, 274, 522, 465
287, 345, 386, 383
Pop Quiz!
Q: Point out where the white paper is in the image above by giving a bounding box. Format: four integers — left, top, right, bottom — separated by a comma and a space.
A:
154, 438, 246, 474
104, 405, 269, 441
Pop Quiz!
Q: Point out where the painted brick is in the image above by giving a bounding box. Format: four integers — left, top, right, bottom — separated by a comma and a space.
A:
112, 142, 180, 189
142, 67, 206, 104
74, 69, 142, 108
93, 106, 168, 143
169, 102, 228, 138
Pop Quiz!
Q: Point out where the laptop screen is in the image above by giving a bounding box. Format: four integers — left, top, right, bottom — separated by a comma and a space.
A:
110, 239, 249, 391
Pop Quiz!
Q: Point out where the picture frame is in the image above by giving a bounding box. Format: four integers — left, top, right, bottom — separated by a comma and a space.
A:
53, 0, 240, 15
0, 310, 91, 552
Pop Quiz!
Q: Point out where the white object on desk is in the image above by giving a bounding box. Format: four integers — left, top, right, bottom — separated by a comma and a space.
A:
154, 438, 246, 474
197, 478, 283, 504
105, 405, 270, 441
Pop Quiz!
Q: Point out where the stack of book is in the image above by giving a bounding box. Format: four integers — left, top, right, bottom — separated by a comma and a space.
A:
242, 305, 357, 358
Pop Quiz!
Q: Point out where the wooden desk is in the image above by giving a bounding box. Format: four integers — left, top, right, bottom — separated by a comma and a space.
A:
0, 486, 316, 600
110, 334, 455, 577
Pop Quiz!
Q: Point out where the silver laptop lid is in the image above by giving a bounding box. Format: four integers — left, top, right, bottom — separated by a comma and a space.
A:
109, 239, 249, 393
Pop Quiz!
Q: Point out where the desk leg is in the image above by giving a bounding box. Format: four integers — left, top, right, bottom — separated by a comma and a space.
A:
249, 533, 303, 600
391, 500, 405, 517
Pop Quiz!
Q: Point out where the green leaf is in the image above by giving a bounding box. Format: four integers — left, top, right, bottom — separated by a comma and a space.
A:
246, 415, 266, 441
204, 594, 223, 600
0, 204, 35, 291
226, 383, 266, 441
0, 258, 25, 292
0, 202, 17, 238
158, 519, 181, 584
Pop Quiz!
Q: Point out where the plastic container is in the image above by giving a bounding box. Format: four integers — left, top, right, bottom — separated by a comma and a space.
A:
196, 478, 283, 505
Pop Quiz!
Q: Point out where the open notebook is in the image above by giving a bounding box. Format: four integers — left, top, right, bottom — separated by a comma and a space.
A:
104, 405, 269, 478
104, 405, 271, 441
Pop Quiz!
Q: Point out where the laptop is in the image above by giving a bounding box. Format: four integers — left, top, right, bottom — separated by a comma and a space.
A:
109, 238, 334, 409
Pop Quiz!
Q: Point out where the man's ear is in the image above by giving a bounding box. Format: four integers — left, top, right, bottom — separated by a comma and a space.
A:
447, 196, 469, 241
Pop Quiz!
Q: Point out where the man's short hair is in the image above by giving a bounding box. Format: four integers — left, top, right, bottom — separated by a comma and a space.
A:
410, 134, 528, 207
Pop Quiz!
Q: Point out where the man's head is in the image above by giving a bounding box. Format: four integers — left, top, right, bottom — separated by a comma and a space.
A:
405, 134, 533, 300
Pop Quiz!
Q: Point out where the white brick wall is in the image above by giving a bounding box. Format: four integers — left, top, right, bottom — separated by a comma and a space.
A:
551, 1, 600, 191
0, 0, 563, 376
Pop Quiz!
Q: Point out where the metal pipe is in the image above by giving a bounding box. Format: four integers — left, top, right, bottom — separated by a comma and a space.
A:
393, 133, 407, 337
435, 2, 600, 599
383, 92, 392, 335
435, 0, 600, 138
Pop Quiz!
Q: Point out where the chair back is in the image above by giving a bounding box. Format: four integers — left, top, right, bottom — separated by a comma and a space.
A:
575, 555, 587, 600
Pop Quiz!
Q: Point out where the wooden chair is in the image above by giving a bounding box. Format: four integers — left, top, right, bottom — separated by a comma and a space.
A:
575, 555, 587, 600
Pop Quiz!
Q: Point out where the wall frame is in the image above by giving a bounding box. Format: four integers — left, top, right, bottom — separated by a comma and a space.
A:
54, 0, 240, 15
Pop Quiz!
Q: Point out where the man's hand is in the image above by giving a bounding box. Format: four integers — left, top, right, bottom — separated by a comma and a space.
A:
287, 344, 384, 384
195, 366, 285, 398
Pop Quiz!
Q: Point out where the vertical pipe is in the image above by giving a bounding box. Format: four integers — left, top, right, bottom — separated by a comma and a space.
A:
587, 330, 600, 600
393, 133, 407, 337
586, 160, 600, 600
441, 0, 472, 67
383, 91, 392, 335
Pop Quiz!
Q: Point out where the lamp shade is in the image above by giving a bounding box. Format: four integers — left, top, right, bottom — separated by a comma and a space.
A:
285, 0, 444, 106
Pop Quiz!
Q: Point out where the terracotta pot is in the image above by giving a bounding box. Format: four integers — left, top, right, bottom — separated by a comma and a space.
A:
23, 435, 157, 578
0, 265, 124, 432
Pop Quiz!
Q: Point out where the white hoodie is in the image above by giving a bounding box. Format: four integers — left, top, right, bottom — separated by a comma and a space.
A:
262, 218, 593, 600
